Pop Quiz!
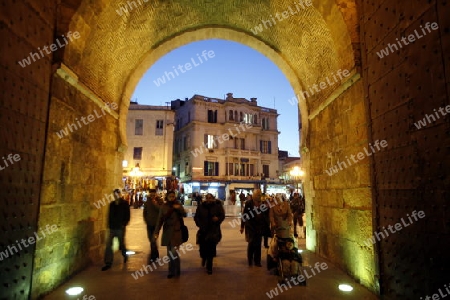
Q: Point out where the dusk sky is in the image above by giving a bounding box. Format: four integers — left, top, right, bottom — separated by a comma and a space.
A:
131, 39, 300, 156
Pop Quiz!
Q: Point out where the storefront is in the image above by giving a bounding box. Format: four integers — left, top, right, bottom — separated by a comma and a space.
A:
265, 184, 290, 197
181, 181, 226, 202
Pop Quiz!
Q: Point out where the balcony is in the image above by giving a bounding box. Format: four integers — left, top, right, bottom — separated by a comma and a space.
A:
224, 148, 260, 156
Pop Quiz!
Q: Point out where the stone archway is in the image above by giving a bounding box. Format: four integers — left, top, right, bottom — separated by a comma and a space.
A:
30, 0, 371, 297
1, 0, 386, 295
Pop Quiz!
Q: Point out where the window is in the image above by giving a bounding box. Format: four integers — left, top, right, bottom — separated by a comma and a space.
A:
226, 163, 233, 176
173, 139, 177, 154
155, 120, 163, 135
262, 165, 269, 178
176, 117, 183, 130
243, 113, 253, 124
260, 140, 272, 154
204, 161, 219, 176
234, 138, 245, 150
229, 110, 234, 121
207, 109, 217, 123
187, 135, 191, 149
239, 112, 244, 122
226, 162, 254, 176
234, 110, 238, 122
262, 118, 269, 130
183, 135, 190, 151
204, 134, 218, 149
135, 119, 143, 135
133, 147, 143, 160
254, 114, 258, 124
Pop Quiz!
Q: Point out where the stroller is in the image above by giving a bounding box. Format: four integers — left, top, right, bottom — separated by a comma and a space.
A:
267, 233, 306, 286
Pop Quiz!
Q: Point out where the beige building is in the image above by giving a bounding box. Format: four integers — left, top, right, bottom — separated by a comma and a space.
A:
172, 93, 279, 200
123, 102, 175, 189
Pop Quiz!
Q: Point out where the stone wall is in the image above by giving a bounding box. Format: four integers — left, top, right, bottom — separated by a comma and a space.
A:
31, 71, 123, 298
305, 77, 377, 291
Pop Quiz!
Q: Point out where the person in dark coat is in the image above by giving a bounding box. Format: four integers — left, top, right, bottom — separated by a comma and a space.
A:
143, 188, 163, 263
194, 193, 225, 274
290, 192, 305, 238
240, 189, 265, 267
155, 191, 186, 278
262, 194, 272, 248
102, 189, 131, 271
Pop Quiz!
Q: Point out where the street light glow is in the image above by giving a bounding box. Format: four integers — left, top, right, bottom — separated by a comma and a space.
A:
338, 284, 353, 292
65, 287, 84, 295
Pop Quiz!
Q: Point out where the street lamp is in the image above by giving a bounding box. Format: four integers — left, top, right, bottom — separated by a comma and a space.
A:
290, 166, 304, 194
129, 164, 143, 189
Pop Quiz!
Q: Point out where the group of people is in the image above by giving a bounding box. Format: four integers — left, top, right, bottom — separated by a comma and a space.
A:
121, 188, 185, 209
100, 188, 225, 277
239, 190, 305, 267
100, 187, 305, 279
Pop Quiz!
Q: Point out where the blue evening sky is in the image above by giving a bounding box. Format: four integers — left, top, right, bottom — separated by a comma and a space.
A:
131, 39, 300, 156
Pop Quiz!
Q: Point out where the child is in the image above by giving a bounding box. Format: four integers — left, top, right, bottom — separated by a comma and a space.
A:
278, 237, 302, 279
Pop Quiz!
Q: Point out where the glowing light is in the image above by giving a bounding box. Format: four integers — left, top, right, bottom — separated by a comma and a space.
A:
65, 287, 84, 295
297, 249, 303, 253
122, 160, 128, 168
338, 284, 353, 292
126, 251, 135, 255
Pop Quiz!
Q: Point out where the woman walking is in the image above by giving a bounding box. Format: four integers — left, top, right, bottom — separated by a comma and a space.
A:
155, 191, 187, 278
194, 193, 225, 274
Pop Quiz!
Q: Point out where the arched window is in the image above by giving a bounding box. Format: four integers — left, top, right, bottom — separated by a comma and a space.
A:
229, 109, 234, 121
240, 112, 243, 122
234, 110, 238, 122
254, 114, 258, 124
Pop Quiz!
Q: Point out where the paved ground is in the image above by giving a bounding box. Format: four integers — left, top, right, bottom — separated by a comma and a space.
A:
43, 208, 378, 300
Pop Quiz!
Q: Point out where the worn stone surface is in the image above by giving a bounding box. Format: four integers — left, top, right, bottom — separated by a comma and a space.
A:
306, 78, 376, 292
31, 73, 123, 298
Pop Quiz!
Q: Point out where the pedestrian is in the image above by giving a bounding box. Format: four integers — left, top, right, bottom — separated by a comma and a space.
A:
239, 191, 246, 212
290, 192, 305, 238
101, 189, 131, 271
154, 191, 187, 278
143, 188, 163, 264
230, 190, 236, 205
194, 193, 225, 274
270, 195, 293, 239
195, 192, 202, 204
240, 189, 265, 267
262, 194, 272, 248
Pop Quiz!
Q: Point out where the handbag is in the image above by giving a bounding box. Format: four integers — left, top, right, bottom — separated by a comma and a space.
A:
180, 217, 189, 243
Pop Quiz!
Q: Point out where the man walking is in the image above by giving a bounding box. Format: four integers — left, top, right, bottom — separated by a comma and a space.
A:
143, 188, 162, 264
290, 192, 305, 238
102, 189, 130, 271
239, 191, 246, 213
240, 189, 265, 267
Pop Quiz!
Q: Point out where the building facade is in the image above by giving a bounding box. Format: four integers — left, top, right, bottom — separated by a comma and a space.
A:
172, 93, 279, 200
123, 102, 175, 189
